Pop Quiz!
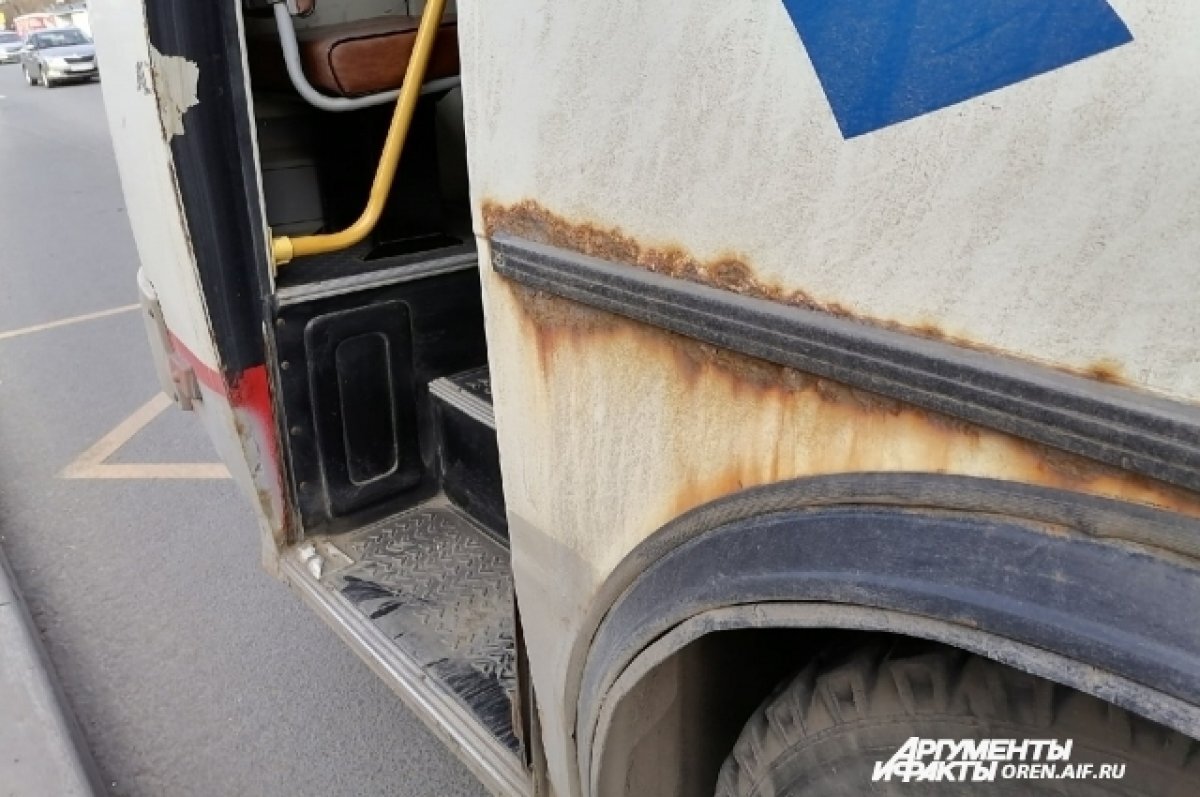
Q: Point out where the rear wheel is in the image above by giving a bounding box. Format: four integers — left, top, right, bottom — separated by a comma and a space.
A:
715, 642, 1200, 796
43, 71, 56, 88
23, 66, 36, 86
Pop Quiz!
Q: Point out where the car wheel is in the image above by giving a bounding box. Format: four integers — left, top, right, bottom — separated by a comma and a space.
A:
23, 66, 35, 86
715, 641, 1200, 797
43, 71, 55, 88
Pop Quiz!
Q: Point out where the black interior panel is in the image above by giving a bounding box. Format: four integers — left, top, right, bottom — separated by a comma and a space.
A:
274, 266, 487, 534
305, 302, 421, 516
433, 369, 507, 535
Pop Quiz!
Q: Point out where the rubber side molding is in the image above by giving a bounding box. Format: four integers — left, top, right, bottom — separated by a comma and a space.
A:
490, 235, 1200, 493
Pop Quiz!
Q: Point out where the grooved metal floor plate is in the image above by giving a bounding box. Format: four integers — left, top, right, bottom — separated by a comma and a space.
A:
447, 367, 492, 405
324, 505, 518, 751
431, 366, 495, 429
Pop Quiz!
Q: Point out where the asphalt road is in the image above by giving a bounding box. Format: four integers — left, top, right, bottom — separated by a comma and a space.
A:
0, 66, 487, 797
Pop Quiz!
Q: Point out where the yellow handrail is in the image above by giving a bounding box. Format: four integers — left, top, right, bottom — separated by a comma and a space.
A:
272, 0, 449, 267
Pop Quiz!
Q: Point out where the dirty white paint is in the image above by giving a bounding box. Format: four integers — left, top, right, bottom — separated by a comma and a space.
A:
462, 0, 1200, 404
90, 0, 214, 371
75, 4, 1200, 796
459, 3, 1200, 795
148, 46, 200, 140
479, 250, 1200, 797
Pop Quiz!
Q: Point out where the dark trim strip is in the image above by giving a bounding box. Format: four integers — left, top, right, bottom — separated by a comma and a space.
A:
491, 235, 1200, 493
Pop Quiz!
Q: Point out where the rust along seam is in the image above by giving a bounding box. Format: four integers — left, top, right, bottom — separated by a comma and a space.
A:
486, 232, 1200, 495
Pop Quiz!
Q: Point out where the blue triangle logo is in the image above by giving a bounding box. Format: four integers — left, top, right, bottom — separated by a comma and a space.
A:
782, 0, 1133, 138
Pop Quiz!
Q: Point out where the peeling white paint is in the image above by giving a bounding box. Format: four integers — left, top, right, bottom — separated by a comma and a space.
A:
148, 46, 199, 139
92, 2, 217, 368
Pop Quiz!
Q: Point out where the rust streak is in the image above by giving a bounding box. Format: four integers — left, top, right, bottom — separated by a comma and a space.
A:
1086, 359, 1127, 384
503, 281, 1200, 525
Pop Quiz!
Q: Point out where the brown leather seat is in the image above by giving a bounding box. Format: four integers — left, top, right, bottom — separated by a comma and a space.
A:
297, 16, 459, 99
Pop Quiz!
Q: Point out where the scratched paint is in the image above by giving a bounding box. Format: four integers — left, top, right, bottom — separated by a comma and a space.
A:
93, 1, 289, 557
485, 276, 1200, 577
490, 251, 1196, 530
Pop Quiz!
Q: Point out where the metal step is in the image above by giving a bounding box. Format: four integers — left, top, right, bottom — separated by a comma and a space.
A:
429, 368, 506, 533
429, 366, 495, 429
322, 502, 516, 747
275, 240, 478, 306
282, 499, 529, 795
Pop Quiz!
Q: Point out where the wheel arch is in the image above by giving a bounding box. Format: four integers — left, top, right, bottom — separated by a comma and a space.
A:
569, 473, 1200, 796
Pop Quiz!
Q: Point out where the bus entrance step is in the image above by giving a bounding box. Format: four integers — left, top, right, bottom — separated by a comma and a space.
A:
429, 367, 506, 534
320, 501, 518, 753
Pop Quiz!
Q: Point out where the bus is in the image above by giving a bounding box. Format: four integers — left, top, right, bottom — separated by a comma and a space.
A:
91, 1, 1200, 794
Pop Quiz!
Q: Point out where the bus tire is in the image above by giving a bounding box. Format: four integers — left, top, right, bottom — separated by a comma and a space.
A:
714, 641, 1200, 796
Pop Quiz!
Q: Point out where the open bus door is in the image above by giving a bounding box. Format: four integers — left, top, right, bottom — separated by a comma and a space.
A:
93, 3, 530, 791
92, 2, 287, 560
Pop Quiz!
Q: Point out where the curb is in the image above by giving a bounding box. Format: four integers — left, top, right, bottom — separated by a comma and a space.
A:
0, 549, 103, 796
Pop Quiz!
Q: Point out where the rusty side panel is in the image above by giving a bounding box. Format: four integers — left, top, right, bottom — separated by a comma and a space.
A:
479, 204, 1200, 797
483, 200, 1137, 386
516, 285, 1200, 520
487, 276, 1200, 564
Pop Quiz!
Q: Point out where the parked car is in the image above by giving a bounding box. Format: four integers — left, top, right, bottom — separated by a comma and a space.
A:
20, 27, 97, 87
0, 31, 23, 64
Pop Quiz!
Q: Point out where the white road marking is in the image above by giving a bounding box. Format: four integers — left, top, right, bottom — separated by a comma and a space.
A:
0, 303, 140, 342
60, 393, 232, 480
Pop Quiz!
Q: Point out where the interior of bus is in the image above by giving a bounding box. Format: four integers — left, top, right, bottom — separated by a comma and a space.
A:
245, 0, 472, 278
242, 0, 524, 760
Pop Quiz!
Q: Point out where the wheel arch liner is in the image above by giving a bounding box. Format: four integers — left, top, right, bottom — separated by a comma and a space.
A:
573, 474, 1200, 787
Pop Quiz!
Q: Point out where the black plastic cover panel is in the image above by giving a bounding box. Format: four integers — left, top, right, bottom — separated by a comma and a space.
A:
305, 301, 421, 516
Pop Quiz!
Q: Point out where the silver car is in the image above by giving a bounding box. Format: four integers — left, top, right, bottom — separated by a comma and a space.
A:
0, 31, 22, 64
21, 27, 98, 87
